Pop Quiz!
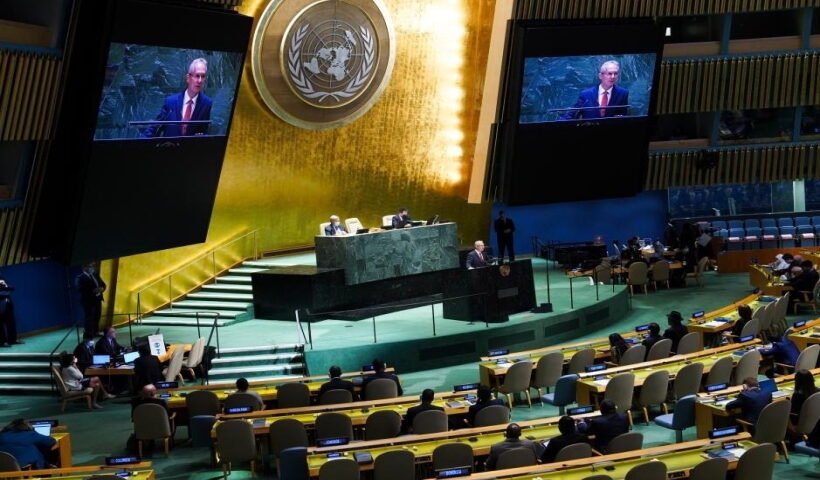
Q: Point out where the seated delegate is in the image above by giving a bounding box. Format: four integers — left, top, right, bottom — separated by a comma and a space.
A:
60, 352, 114, 408
324, 215, 348, 236
0, 418, 57, 469
541, 415, 589, 463
577, 399, 629, 452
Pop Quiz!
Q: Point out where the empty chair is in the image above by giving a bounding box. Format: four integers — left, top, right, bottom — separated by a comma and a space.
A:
162, 346, 185, 383
373, 449, 415, 480
567, 349, 595, 374
798, 225, 816, 246
51, 366, 94, 411
381, 214, 394, 228
182, 337, 206, 379
319, 222, 330, 236
277, 382, 311, 408
712, 220, 728, 230
269, 418, 309, 460
646, 338, 672, 361
318, 457, 359, 480
365, 410, 402, 440
594, 263, 612, 285
473, 404, 510, 427
319, 389, 353, 405
627, 261, 649, 295
530, 352, 563, 397
780, 225, 797, 247
496, 448, 537, 469
727, 227, 746, 250
745, 218, 761, 229
315, 412, 354, 441
617, 345, 646, 366
496, 360, 533, 408
732, 350, 761, 386
224, 392, 262, 412
673, 362, 704, 400
705, 356, 733, 386
743, 226, 762, 249
189, 415, 216, 448
637, 370, 669, 424
654, 394, 696, 443
0, 451, 21, 472
738, 400, 791, 462
216, 419, 257, 478
675, 332, 701, 355
554, 442, 592, 462
432, 442, 473, 471
345, 217, 364, 234
364, 378, 398, 400
186, 390, 220, 417
133, 403, 174, 457
689, 457, 728, 480
792, 392, 820, 440
541, 374, 578, 415
761, 226, 779, 248
728, 219, 744, 230
778, 217, 795, 228
734, 443, 776, 480
760, 218, 776, 229
604, 373, 635, 425
581, 476, 613, 480
686, 256, 710, 287
624, 460, 666, 480
607, 431, 643, 454
651, 260, 670, 290
412, 409, 449, 434
277, 447, 308, 480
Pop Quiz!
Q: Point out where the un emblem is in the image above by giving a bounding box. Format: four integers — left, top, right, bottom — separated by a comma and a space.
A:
252, 0, 395, 130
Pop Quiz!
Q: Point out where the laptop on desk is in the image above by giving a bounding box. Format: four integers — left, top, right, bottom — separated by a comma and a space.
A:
123, 351, 140, 364
91, 354, 111, 367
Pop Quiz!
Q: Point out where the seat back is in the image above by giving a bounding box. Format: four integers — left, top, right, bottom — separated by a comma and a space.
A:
412, 409, 449, 434
646, 338, 672, 361
318, 457, 359, 480
224, 392, 261, 412
674, 362, 704, 399
550, 374, 578, 407
688, 457, 728, 480
608, 432, 643, 453
364, 410, 402, 440
432, 442, 473, 471
604, 373, 635, 415
319, 222, 330, 236
345, 217, 363, 233
795, 392, 820, 436
315, 412, 354, 441
473, 404, 510, 427
778, 217, 794, 227
381, 215, 394, 228
671, 394, 697, 430
133, 403, 171, 441
186, 390, 220, 417
277, 382, 311, 408
496, 447, 537, 469
675, 332, 701, 355
532, 352, 563, 390
734, 443, 776, 480
739, 318, 761, 338
278, 446, 309, 480
627, 262, 648, 285
567, 349, 595, 374
732, 350, 761, 386
618, 345, 646, 365
269, 418, 309, 457
189, 415, 217, 448
796, 344, 820, 371
706, 356, 733, 386
374, 449, 414, 480
638, 370, 670, 407
500, 361, 533, 393
51, 365, 70, 397
365, 378, 398, 400
0, 451, 21, 472
163, 346, 185, 382
652, 261, 670, 283
753, 400, 791, 444
594, 264, 611, 285
624, 460, 666, 480
319, 388, 353, 405
184, 337, 206, 368
554, 442, 592, 462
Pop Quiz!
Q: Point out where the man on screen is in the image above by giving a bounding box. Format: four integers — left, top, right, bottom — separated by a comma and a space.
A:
142, 58, 212, 138
560, 60, 629, 120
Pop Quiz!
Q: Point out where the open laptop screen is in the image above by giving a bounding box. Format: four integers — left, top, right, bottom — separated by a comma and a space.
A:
92, 354, 110, 365
123, 351, 140, 363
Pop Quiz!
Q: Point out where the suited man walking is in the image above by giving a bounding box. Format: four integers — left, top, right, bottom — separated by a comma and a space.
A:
77, 262, 106, 337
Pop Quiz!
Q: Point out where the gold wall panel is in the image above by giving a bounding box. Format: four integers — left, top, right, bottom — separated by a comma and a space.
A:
109, 0, 495, 314
0, 49, 60, 141
513, 0, 818, 19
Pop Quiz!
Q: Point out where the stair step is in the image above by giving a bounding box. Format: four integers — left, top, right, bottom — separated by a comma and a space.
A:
217, 344, 303, 355
208, 363, 304, 376
172, 300, 250, 310
241, 261, 292, 268
149, 308, 245, 318
0, 361, 53, 369
202, 284, 253, 292
215, 276, 252, 284
0, 383, 55, 393
187, 292, 254, 301
0, 373, 53, 380
211, 353, 302, 365
0, 352, 55, 360
228, 267, 267, 274
138, 317, 228, 327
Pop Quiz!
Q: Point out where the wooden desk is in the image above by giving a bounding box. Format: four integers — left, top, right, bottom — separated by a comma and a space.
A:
85, 365, 135, 376
748, 264, 792, 296
686, 293, 775, 345
789, 318, 820, 351
51, 432, 72, 467
0, 464, 153, 479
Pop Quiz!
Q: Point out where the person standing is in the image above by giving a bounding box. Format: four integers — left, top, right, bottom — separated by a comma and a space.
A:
0, 275, 21, 347
494, 211, 516, 263
77, 262, 106, 337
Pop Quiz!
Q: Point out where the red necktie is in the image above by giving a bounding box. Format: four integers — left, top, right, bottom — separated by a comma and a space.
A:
600, 91, 608, 117
182, 100, 193, 135
478, 252, 484, 262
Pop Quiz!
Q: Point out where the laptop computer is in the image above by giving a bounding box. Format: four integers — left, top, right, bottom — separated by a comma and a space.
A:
92, 354, 111, 367
32, 422, 52, 436
123, 351, 140, 364
759, 378, 778, 394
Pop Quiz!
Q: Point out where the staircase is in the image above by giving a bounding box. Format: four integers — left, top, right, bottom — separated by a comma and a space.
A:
138, 260, 280, 327
207, 343, 305, 383
0, 352, 58, 393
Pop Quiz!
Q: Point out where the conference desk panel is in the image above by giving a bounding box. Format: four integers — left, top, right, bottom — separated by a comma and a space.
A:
789, 319, 820, 351
52, 432, 72, 467
315, 223, 460, 285
686, 293, 775, 346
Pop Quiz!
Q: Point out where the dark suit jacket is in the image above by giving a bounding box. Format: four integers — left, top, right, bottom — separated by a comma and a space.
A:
0, 278, 13, 317
324, 224, 348, 236
788, 269, 819, 296
402, 402, 444, 433
725, 387, 772, 424
143, 91, 213, 138
641, 334, 662, 352
485, 438, 542, 470
541, 431, 589, 463
730, 317, 751, 337
0, 430, 57, 469
561, 85, 629, 120
73, 342, 95, 373
663, 324, 689, 352
494, 218, 515, 237
759, 339, 800, 366
134, 354, 163, 390
466, 250, 489, 269
94, 336, 124, 357
391, 214, 411, 229
579, 413, 629, 452
362, 372, 403, 398
76, 272, 105, 307
318, 377, 356, 399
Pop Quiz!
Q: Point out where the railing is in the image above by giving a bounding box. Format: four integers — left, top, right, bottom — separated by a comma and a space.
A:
135, 229, 259, 320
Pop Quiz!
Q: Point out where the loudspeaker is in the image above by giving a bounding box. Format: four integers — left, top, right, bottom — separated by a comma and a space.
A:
531, 303, 553, 313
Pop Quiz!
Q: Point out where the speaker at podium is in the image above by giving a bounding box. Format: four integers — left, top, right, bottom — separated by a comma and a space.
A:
443, 259, 536, 323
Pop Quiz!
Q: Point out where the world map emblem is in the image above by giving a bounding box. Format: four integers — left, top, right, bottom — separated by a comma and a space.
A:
252, 0, 395, 130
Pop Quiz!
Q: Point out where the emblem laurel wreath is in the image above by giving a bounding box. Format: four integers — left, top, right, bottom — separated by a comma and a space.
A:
287, 23, 375, 103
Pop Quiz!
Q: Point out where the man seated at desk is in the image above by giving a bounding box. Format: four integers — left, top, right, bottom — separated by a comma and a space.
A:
131, 384, 170, 419
541, 416, 589, 463
402, 388, 444, 434
759, 334, 800, 378
94, 326, 126, 358
391, 207, 413, 229
361, 359, 403, 398
466, 240, 494, 269
485, 423, 544, 470
232, 377, 264, 410
324, 215, 348, 236
725, 377, 771, 424
577, 399, 629, 453
0, 419, 57, 469
319, 365, 356, 401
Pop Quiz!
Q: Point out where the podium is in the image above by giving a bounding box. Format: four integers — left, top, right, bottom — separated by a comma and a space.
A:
443, 260, 536, 323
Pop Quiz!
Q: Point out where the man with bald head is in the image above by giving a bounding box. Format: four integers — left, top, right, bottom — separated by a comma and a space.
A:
561, 60, 630, 120
485, 423, 543, 470
131, 384, 169, 418
466, 240, 493, 269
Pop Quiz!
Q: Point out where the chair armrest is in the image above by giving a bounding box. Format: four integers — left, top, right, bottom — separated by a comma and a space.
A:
774, 362, 795, 372
591, 448, 603, 456
735, 418, 753, 432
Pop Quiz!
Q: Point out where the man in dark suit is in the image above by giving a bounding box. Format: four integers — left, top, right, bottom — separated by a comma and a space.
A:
466, 240, 492, 269
76, 262, 106, 337
130, 384, 170, 418
391, 208, 412, 229
641, 322, 662, 355
485, 423, 544, 470
759, 335, 801, 377
361, 359, 403, 398
95, 326, 125, 358
494, 211, 516, 263
464, 385, 506, 427
402, 388, 444, 433
318, 365, 356, 400
142, 58, 212, 138
578, 399, 629, 452
73, 333, 96, 373
663, 311, 689, 352
725, 377, 772, 424
561, 60, 629, 120
324, 215, 348, 236
541, 416, 589, 463
133, 344, 162, 391
787, 260, 819, 309
0, 275, 21, 347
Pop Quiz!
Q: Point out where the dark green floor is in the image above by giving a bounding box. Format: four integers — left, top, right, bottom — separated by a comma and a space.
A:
2, 267, 818, 479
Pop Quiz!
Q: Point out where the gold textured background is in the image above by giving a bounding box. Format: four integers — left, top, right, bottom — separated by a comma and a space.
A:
107, 0, 496, 315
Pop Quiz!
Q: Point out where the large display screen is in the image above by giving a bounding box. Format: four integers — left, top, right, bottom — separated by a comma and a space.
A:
94, 44, 244, 140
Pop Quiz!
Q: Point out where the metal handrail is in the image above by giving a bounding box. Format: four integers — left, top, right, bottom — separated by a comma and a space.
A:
134, 229, 259, 319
